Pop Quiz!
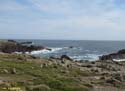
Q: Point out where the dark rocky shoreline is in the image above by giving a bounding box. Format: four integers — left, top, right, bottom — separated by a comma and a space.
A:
99, 49, 125, 61
1, 40, 125, 62
0, 40, 51, 53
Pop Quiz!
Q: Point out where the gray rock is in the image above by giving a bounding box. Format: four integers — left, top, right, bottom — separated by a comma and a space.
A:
3, 69, 9, 74
11, 68, 16, 74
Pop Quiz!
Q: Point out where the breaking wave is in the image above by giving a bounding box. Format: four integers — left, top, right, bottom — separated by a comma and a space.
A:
30, 47, 66, 55
70, 54, 102, 61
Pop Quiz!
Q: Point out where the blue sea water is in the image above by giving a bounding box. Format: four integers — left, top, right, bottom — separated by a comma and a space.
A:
16, 40, 125, 61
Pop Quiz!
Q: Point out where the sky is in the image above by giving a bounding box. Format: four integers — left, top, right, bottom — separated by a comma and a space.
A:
0, 0, 125, 40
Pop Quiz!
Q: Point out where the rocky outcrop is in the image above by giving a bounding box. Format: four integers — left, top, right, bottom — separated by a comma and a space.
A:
0, 40, 46, 53
48, 55, 73, 68
99, 49, 125, 61
60, 55, 72, 61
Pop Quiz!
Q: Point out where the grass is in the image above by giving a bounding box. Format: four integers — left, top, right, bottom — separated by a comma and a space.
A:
0, 54, 92, 91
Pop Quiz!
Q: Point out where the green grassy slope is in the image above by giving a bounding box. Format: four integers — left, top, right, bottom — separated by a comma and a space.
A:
0, 54, 92, 91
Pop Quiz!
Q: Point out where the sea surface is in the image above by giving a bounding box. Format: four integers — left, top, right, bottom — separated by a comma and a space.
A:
16, 40, 125, 61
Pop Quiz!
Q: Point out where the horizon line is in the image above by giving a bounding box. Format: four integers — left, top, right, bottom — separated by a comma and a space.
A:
1, 38, 125, 42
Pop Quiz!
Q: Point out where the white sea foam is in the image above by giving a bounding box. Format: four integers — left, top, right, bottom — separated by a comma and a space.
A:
71, 54, 101, 61
30, 47, 64, 55
113, 59, 125, 62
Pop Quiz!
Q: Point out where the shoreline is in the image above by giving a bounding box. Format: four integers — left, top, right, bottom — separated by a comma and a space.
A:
1, 39, 125, 61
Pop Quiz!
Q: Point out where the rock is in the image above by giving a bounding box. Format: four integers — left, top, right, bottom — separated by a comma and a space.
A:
67, 64, 72, 68
69, 46, 74, 48
19, 41, 33, 45
42, 63, 48, 68
118, 49, 125, 54
112, 73, 124, 82
106, 78, 122, 87
0, 40, 45, 53
3, 69, 9, 74
30, 55, 38, 59
99, 49, 125, 61
11, 68, 16, 74
40, 64, 43, 68
90, 67, 101, 73
8, 40, 17, 43
106, 78, 116, 84
100, 76, 106, 80
60, 55, 72, 61
45, 48, 52, 51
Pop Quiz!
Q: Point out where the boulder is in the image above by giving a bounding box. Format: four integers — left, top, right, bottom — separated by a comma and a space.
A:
60, 55, 72, 61
69, 46, 74, 49
3, 69, 9, 74
118, 49, 125, 54
11, 68, 17, 74
112, 73, 124, 82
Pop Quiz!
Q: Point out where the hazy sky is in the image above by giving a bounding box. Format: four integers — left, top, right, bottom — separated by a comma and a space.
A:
0, 0, 125, 40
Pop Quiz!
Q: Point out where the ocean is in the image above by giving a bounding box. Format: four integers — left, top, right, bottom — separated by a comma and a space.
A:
16, 40, 125, 61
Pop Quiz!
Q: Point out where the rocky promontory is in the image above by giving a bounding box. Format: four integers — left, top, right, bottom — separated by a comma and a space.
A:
0, 40, 50, 53
99, 49, 125, 61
